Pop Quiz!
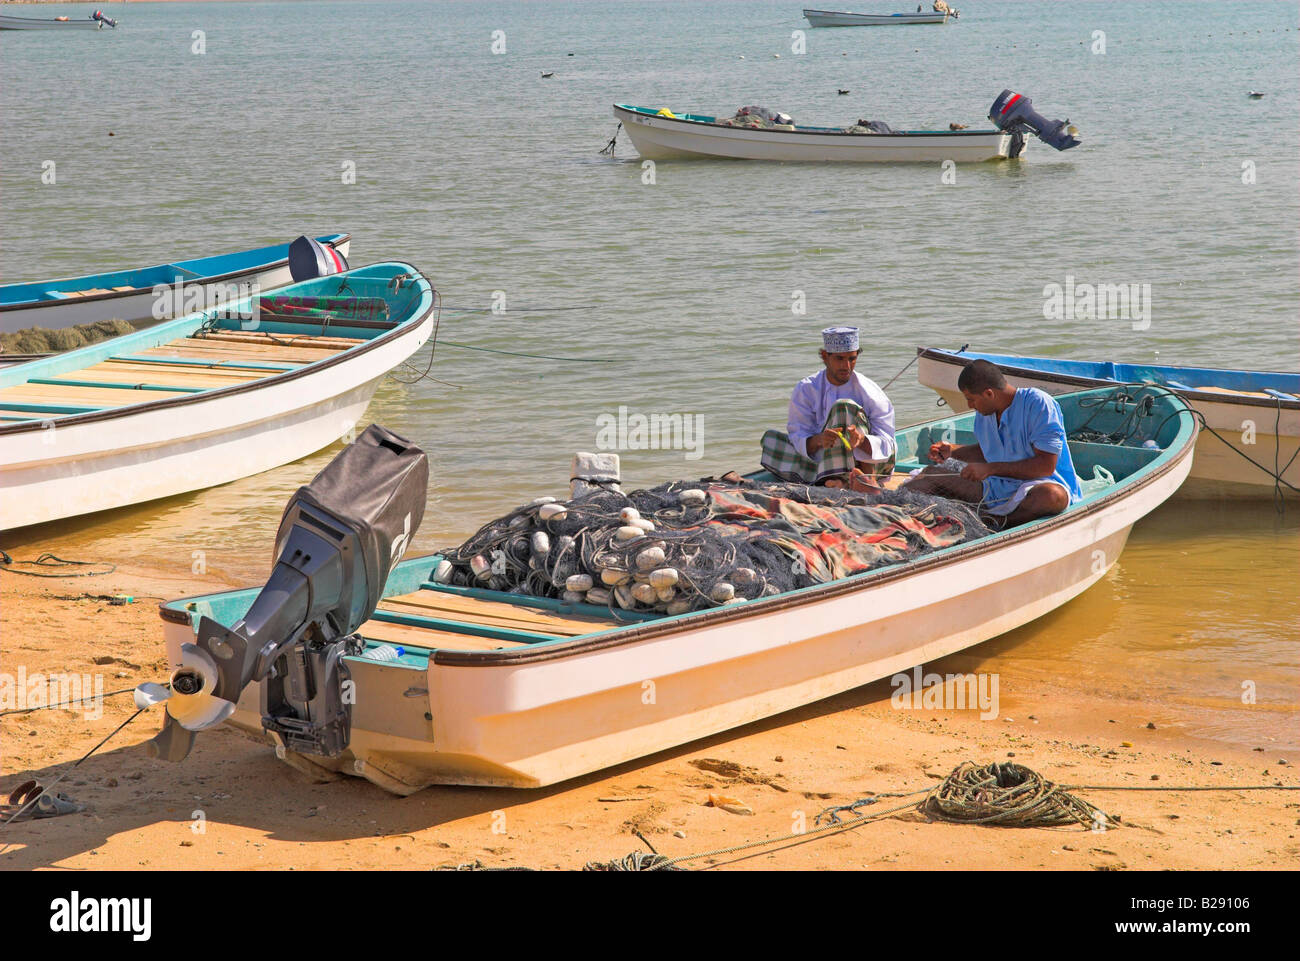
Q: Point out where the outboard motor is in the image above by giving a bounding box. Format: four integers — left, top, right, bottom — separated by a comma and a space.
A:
138, 426, 428, 762
288, 235, 349, 282
989, 90, 1081, 153
92, 10, 117, 27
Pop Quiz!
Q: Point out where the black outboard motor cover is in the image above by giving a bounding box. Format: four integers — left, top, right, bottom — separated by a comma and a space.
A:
274, 423, 428, 631
989, 90, 1081, 152
288, 235, 349, 282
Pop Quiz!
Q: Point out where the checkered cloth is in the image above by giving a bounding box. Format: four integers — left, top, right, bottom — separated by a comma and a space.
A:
761, 399, 894, 483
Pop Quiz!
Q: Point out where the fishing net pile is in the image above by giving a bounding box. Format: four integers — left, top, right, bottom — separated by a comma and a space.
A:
436, 479, 990, 617
717, 106, 796, 128
0, 319, 134, 355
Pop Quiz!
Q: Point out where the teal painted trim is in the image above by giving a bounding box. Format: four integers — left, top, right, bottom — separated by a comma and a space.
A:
419, 581, 659, 622
345, 643, 428, 669
112, 354, 301, 372
0, 401, 105, 414
0, 415, 34, 422
28, 377, 205, 394
370, 608, 557, 645
0, 262, 427, 389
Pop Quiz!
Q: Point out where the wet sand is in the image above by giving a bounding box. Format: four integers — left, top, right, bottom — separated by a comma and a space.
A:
2, 559, 1296, 871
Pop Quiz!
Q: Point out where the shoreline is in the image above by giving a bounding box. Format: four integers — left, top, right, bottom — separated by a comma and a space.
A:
2, 557, 1295, 871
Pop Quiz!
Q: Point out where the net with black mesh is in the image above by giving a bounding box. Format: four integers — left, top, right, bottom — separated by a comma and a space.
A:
435, 479, 989, 618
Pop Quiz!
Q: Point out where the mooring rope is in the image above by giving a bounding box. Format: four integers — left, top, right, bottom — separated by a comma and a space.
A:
0, 551, 116, 578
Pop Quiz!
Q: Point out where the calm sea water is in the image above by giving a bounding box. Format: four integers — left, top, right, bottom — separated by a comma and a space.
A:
2, 1, 1297, 749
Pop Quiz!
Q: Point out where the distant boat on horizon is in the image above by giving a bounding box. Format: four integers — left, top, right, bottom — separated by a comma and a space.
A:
0, 9, 118, 30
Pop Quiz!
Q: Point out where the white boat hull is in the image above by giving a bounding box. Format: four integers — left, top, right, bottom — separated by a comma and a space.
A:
0, 14, 113, 30
615, 106, 1013, 163
917, 353, 1299, 499
165, 434, 1193, 792
804, 10, 949, 27
0, 303, 429, 530
0, 241, 350, 336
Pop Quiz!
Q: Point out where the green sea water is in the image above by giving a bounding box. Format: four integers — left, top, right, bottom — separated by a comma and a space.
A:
2, 0, 1297, 751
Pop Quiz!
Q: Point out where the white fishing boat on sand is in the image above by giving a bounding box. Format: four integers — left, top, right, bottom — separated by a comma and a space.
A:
0, 262, 436, 531
147, 386, 1196, 793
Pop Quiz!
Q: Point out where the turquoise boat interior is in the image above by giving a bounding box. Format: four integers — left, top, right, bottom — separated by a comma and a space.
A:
935, 349, 1300, 398
0, 262, 432, 424
0, 233, 349, 306
163, 385, 1197, 670
615, 104, 999, 135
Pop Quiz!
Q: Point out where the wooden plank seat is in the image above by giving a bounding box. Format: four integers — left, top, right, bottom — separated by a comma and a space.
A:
86, 361, 267, 387
0, 381, 196, 407
356, 618, 528, 652
378, 589, 622, 638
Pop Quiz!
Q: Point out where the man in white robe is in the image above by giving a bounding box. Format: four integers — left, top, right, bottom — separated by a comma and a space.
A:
761, 326, 896, 489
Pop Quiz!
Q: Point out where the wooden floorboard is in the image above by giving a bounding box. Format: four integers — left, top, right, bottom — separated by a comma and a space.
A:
357, 618, 529, 652
382, 590, 620, 635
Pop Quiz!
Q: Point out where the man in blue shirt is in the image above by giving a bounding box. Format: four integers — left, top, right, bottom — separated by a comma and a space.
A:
904, 360, 1082, 526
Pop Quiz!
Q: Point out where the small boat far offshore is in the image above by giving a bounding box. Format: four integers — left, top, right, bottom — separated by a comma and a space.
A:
0, 10, 118, 30
0, 261, 437, 530
804, 4, 957, 27
0, 234, 351, 335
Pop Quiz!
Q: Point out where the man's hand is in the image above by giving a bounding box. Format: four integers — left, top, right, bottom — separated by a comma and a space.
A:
960, 462, 994, 482
843, 424, 867, 451
929, 441, 955, 463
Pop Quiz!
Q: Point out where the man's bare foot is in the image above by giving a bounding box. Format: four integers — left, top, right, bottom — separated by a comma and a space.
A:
846, 468, 881, 493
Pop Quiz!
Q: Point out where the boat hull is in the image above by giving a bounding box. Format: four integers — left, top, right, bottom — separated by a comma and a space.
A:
0, 237, 350, 336
0, 14, 113, 30
161, 396, 1195, 792
804, 9, 949, 26
615, 106, 1012, 163
917, 349, 1299, 499
0, 263, 432, 530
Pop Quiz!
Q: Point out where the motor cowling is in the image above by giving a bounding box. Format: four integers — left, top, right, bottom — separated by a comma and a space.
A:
989, 90, 1081, 152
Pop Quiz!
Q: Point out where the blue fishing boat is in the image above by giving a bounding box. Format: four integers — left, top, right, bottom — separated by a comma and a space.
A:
0, 234, 351, 337
917, 347, 1299, 500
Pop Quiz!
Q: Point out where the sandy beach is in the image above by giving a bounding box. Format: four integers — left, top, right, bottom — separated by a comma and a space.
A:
3, 558, 1295, 872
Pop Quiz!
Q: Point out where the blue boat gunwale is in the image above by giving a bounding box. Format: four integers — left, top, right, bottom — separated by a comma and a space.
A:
918, 347, 1300, 410
613, 104, 1001, 138
0, 261, 434, 438
158, 385, 1199, 670
0, 233, 351, 312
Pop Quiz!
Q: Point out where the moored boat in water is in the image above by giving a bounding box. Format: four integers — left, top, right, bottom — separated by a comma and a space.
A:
917, 346, 1299, 499
0, 234, 351, 335
0, 261, 436, 530
148, 385, 1196, 793
612, 90, 1079, 163
803, 7, 953, 27
0, 10, 117, 30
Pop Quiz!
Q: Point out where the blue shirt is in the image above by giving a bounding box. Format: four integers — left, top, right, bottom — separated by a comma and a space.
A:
972, 388, 1082, 512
